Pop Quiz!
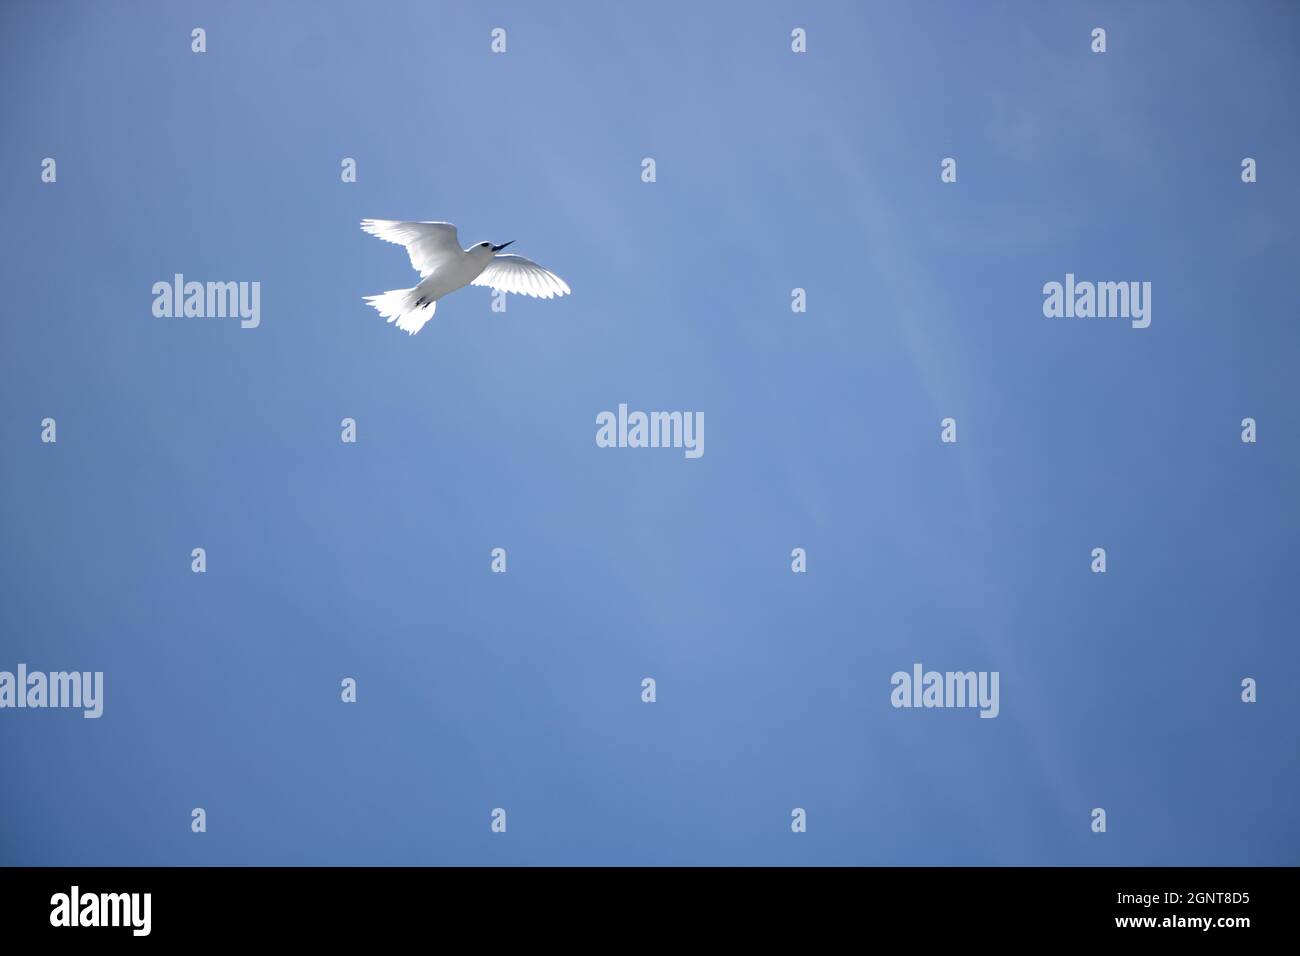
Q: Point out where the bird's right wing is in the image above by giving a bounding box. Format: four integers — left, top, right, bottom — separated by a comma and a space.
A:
471, 254, 571, 299
360, 219, 461, 278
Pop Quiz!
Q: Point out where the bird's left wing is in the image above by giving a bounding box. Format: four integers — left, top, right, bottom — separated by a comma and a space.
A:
471, 254, 571, 299
360, 219, 461, 278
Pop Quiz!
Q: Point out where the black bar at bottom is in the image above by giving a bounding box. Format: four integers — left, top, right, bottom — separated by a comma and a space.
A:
0, 866, 1281, 941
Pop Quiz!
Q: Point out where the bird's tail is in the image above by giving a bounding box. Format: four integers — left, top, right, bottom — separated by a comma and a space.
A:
362, 287, 436, 336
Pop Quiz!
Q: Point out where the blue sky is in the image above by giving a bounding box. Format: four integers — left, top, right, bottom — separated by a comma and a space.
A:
1, 0, 1297, 865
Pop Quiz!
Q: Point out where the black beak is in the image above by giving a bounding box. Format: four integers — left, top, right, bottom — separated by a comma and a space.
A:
491, 241, 514, 252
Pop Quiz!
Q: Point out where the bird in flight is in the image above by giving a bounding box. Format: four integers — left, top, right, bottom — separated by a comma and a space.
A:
360, 219, 570, 335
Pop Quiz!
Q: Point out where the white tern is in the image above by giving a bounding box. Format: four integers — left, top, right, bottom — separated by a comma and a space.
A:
360, 219, 571, 335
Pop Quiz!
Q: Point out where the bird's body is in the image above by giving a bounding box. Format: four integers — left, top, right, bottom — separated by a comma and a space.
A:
360, 219, 570, 335
411, 243, 495, 305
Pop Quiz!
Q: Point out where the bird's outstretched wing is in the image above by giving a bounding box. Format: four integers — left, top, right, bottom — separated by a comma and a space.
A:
471, 254, 571, 299
360, 219, 461, 278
